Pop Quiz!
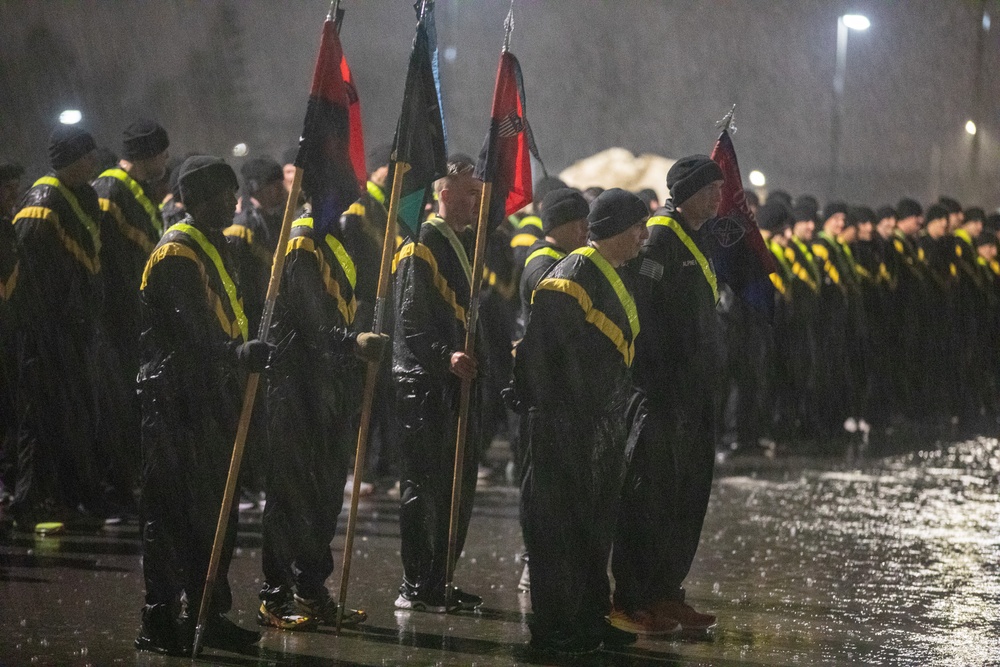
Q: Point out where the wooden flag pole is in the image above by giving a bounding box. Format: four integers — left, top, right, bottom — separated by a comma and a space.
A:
335, 159, 408, 633
444, 180, 493, 607
192, 168, 303, 658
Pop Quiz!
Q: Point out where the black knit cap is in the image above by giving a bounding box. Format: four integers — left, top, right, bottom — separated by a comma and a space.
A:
938, 196, 961, 215
769, 190, 793, 207
986, 214, 1000, 234
896, 198, 922, 220
792, 203, 816, 223
823, 201, 849, 221
964, 207, 986, 223
975, 233, 996, 248
178, 155, 238, 208
0, 162, 24, 183
756, 200, 792, 233
924, 204, 949, 224
49, 126, 97, 170
587, 188, 648, 240
847, 206, 875, 228
541, 188, 589, 234
666, 155, 724, 206
533, 175, 568, 207
122, 119, 169, 161
875, 206, 896, 221
240, 156, 283, 194
366, 143, 393, 172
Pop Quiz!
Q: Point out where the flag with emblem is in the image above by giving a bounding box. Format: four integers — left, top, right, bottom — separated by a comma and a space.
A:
474, 50, 542, 232
294, 14, 363, 235
708, 129, 777, 318
340, 31, 367, 189
391, 0, 448, 238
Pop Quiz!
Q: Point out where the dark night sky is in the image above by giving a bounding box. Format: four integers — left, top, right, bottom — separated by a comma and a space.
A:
1, 0, 998, 208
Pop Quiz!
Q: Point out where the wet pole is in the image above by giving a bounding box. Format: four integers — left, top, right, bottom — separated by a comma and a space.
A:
191, 165, 303, 658
335, 159, 408, 633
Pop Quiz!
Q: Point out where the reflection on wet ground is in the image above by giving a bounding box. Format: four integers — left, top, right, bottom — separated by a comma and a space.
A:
2, 438, 1000, 666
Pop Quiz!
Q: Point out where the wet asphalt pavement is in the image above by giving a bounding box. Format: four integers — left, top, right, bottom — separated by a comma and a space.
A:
2, 437, 1000, 666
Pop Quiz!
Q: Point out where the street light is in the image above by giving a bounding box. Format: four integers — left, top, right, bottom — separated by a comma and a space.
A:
749, 170, 767, 187
829, 13, 870, 198
966, 120, 978, 136
59, 109, 82, 125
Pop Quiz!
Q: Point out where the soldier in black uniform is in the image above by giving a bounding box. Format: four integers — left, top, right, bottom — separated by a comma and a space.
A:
888, 199, 928, 421
611, 156, 724, 635
515, 188, 647, 655
391, 156, 484, 613
10, 127, 105, 529
918, 205, 955, 426
135, 156, 267, 655
0, 162, 23, 501
258, 208, 387, 630
785, 204, 822, 438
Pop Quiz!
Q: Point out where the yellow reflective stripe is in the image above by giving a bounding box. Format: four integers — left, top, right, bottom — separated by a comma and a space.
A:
99, 168, 163, 236
426, 217, 472, 285
393, 242, 466, 324
572, 246, 639, 341
324, 234, 357, 291
223, 223, 253, 244
511, 232, 537, 248
167, 223, 248, 341
0, 261, 18, 301
367, 180, 386, 206
519, 215, 542, 230
35, 176, 101, 256
648, 216, 719, 303
533, 277, 634, 366
100, 197, 155, 254
286, 234, 315, 255
14, 205, 100, 274
524, 246, 566, 268
344, 201, 366, 217
955, 228, 973, 248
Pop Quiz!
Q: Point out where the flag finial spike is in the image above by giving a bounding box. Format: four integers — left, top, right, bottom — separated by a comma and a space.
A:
503, 0, 515, 53
327, 0, 340, 21
716, 104, 737, 134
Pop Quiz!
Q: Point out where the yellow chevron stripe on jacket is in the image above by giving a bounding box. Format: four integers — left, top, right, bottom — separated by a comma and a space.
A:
533, 277, 635, 365
286, 234, 357, 326
393, 241, 466, 324
13, 206, 100, 274
100, 197, 156, 254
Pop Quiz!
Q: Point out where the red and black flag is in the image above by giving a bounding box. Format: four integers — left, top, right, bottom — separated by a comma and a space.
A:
294, 15, 363, 235
708, 129, 777, 318
474, 50, 542, 231
392, 0, 448, 238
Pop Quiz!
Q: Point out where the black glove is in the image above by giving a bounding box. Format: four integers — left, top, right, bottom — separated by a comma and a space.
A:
236, 339, 274, 372
354, 332, 390, 363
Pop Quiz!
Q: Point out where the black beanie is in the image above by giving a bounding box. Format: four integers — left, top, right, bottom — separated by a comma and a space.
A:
366, 142, 393, 173
541, 188, 589, 234
896, 198, 922, 220
49, 126, 97, 170
587, 188, 648, 240
876, 206, 896, 221
823, 201, 849, 221
792, 203, 816, 223
757, 201, 792, 233
281, 147, 298, 166
847, 206, 875, 228
938, 196, 961, 215
533, 175, 568, 207
924, 204, 949, 224
240, 156, 283, 195
178, 156, 238, 208
122, 119, 169, 161
666, 155, 724, 206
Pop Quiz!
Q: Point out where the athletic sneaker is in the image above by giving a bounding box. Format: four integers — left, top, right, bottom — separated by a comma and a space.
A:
594, 618, 637, 647
258, 597, 317, 631
652, 600, 717, 631
394, 587, 459, 613
294, 593, 367, 627
608, 607, 681, 636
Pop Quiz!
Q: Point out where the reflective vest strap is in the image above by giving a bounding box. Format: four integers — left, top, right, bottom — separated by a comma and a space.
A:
511, 232, 538, 249
34, 176, 101, 256
223, 224, 253, 244
99, 168, 163, 236
426, 217, 472, 285
167, 223, 248, 341
519, 215, 542, 231
367, 181, 387, 207
525, 246, 566, 267
572, 246, 640, 341
324, 235, 357, 291
533, 277, 634, 366
647, 216, 719, 303
393, 242, 467, 324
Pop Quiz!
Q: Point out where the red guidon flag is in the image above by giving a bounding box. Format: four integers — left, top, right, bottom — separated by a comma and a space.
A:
341, 47, 366, 189
708, 129, 777, 318
474, 51, 542, 231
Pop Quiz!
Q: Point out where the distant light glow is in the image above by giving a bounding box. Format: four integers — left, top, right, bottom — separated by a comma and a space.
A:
842, 14, 871, 31
965, 120, 978, 136
232, 143, 248, 157
749, 170, 767, 187
984, 13, 991, 31
59, 109, 82, 125
443, 46, 457, 62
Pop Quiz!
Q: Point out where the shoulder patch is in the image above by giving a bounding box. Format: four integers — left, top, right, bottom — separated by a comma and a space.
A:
639, 258, 664, 281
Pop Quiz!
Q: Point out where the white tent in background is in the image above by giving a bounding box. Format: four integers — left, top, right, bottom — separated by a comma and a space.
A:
558, 148, 676, 204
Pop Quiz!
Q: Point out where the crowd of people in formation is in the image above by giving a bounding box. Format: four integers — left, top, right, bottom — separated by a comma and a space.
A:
2, 119, 998, 657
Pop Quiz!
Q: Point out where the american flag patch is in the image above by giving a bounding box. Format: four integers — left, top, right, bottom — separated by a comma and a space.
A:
497, 111, 524, 137
639, 258, 664, 281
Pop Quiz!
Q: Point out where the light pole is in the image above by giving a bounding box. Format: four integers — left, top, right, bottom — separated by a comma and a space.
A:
829, 13, 870, 199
